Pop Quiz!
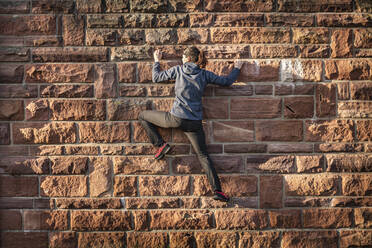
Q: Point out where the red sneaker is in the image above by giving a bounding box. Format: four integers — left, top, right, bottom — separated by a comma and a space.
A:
213, 191, 230, 202
154, 143, 171, 160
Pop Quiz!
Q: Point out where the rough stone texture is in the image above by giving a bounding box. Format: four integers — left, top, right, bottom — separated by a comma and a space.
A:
1, 1, 371, 245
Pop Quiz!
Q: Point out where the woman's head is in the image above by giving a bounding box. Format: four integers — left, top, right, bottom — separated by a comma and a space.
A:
182, 46, 200, 64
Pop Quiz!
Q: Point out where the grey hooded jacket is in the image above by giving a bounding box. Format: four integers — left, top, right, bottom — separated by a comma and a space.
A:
152, 62, 240, 120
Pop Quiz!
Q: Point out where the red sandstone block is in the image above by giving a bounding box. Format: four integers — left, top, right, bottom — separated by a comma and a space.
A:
76, 0, 101, 13
239, 231, 280, 248
260, 175, 283, 208
0, 15, 56, 35
111, 46, 153, 61
224, 144, 267, 153
0, 100, 24, 121
354, 208, 372, 228
278, 0, 353, 12
267, 143, 313, 153
117, 29, 145, 45
215, 209, 268, 230
50, 157, 88, 175
0, 47, 30, 62
0, 156, 50, 175
339, 230, 372, 248
40, 85, 94, 98
342, 174, 371, 196
78, 232, 124, 248
203, 98, 229, 119
0, 210, 22, 230
0, 1, 29, 14
32, 47, 108, 62
205, 0, 274, 12
0, 198, 33, 209
326, 154, 371, 172
50, 232, 77, 248
331, 29, 352, 58
231, 98, 281, 119
24, 210, 68, 230
126, 197, 180, 209
293, 28, 329, 44
284, 96, 314, 118
305, 120, 354, 142
71, 210, 132, 231
338, 82, 350, 100
177, 28, 209, 44
155, 13, 189, 28
145, 29, 177, 45
63, 15, 84, 46
317, 13, 370, 27
169, 232, 194, 248
40, 176, 87, 197
114, 156, 168, 175
338, 101, 372, 118
150, 210, 213, 229
246, 155, 296, 174
0, 176, 38, 197
325, 59, 372, 80
139, 176, 191, 196
281, 231, 338, 248
79, 122, 130, 143
213, 121, 254, 142
55, 198, 122, 209
49, 100, 105, 121
108, 99, 151, 120
285, 174, 340, 196
214, 13, 264, 27
316, 84, 337, 117
268, 210, 301, 228
299, 44, 330, 58
25, 63, 94, 84
256, 120, 303, 141
303, 208, 352, 228
354, 29, 372, 48
0, 232, 49, 248
265, 13, 314, 26
118, 63, 136, 83
251, 45, 298, 58
356, 120, 372, 141
13, 122, 76, 144
296, 155, 324, 173
32, 0, 74, 13
119, 85, 146, 97
195, 232, 236, 248
169, 0, 203, 12
350, 82, 372, 100
94, 64, 118, 98
127, 232, 167, 248
0, 64, 23, 83
0, 85, 37, 98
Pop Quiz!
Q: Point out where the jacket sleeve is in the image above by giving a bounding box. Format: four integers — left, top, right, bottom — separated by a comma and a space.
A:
206, 68, 240, 86
152, 62, 178, 83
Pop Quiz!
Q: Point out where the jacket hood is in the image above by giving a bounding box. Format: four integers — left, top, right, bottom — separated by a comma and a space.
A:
182, 62, 201, 75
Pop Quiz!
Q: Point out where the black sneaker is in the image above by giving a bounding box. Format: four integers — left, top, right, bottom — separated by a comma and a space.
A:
154, 143, 171, 160
213, 191, 230, 202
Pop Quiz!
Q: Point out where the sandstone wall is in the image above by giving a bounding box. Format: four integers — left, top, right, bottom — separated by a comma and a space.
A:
0, 0, 371, 247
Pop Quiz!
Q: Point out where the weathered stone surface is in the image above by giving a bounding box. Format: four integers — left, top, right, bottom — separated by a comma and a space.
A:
230, 98, 281, 119
0, 1, 30, 14
293, 28, 329, 44
24, 210, 68, 230
0, 64, 23, 83
331, 29, 352, 57
89, 157, 112, 197
111, 46, 152, 61
118, 29, 145, 45
239, 231, 280, 248
169, 232, 194, 248
303, 208, 352, 228
41, 176, 87, 197
278, 0, 352, 12
0, 232, 49, 248
0, 156, 50, 175
113, 176, 137, 196
64, 146, 99, 155
50, 100, 105, 121
0, 47, 29, 62
105, 0, 129, 12
156, 13, 189, 27
71, 211, 132, 230
168, 0, 202, 12
285, 174, 339, 196
50, 157, 88, 175
50, 232, 76, 248
213, 121, 254, 142
305, 120, 354, 142
342, 174, 371, 196
356, 120, 372, 141
0, 210, 22, 230
107, 99, 151, 121
296, 155, 324, 173
205, 0, 273, 12
122, 14, 155, 28
79, 122, 130, 143
78, 232, 124, 248
24, 36, 62, 47
76, 0, 101, 13
25, 64, 94, 83
316, 83, 336, 117
224, 144, 267, 153
94, 64, 117, 98
256, 121, 302, 141
63, 15, 84, 46
24, 100, 48, 121
317, 13, 371, 27
139, 176, 191, 196
215, 210, 268, 230
117, 63, 136, 83
0, 85, 38, 98
177, 28, 209, 44
354, 28, 372, 48
87, 15, 122, 28
338, 102, 372, 118
13, 122, 76, 144
0, 15, 56, 35
32, 48, 108, 62
281, 231, 338, 248
114, 156, 168, 175
299, 44, 330, 58
339, 230, 372, 248
32, 0, 74, 13
130, 0, 168, 12
126, 197, 180, 209
267, 143, 312, 153
350, 82, 372, 100
260, 176, 283, 209
284, 96, 314, 118
251, 45, 297, 58
55, 198, 122, 209
40, 85, 93, 98
331, 197, 372, 207
354, 208, 372, 228
123, 145, 157, 155
127, 232, 167, 248
326, 154, 371, 172
100, 145, 123, 155
146, 29, 177, 45
120, 85, 146, 97
0, 176, 39, 197
0, 100, 24, 121
245, 155, 296, 173
195, 232, 235, 248
266, 13, 314, 26
280, 59, 322, 82
269, 210, 301, 228
150, 210, 213, 229
211, 28, 290, 44
0, 124, 10, 145
86, 29, 117, 46
285, 197, 332, 208
325, 59, 372, 80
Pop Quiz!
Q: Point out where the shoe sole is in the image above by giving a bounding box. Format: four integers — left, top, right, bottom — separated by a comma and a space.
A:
213, 196, 229, 202
155, 145, 171, 160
